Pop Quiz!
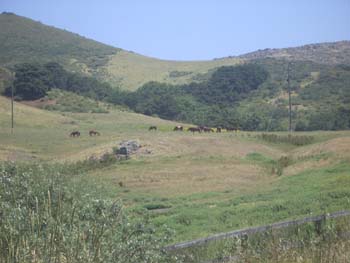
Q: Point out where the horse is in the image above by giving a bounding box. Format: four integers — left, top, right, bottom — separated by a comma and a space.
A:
187, 127, 201, 133
70, 131, 80, 137
173, 125, 183, 131
89, 130, 100, 136
216, 127, 222, 133
226, 127, 237, 132
149, 126, 157, 131
202, 127, 214, 133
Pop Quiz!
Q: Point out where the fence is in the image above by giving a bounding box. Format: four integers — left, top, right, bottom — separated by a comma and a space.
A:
165, 210, 350, 252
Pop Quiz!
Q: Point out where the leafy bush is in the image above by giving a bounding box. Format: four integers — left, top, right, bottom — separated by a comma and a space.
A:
4, 62, 119, 102
0, 162, 179, 263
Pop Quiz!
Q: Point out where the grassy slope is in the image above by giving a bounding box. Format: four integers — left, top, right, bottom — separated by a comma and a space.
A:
104, 50, 242, 90
0, 95, 182, 161
238, 40, 350, 65
0, 13, 118, 78
2, 13, 349, 92
1, 95, 349, 243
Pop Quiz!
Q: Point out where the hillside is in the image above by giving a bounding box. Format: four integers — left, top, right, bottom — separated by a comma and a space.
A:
237, 40, 350, 65
1, 95, 350, 244
1, 13, 350, 132
1, 13, 350, 91
0, 12, 118, 79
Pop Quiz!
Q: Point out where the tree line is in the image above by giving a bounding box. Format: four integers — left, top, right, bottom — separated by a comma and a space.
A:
3, 62, 350, 131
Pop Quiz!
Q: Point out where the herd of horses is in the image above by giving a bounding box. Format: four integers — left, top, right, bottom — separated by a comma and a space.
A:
70, 126, 239, 138
70, 130, 100, 137
149, 125, 239, 133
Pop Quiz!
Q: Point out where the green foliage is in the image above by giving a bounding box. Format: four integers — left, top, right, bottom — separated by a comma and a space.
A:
112, 60, 349, 131
116, 64, 269, 128
0, 162, 178, 263
4, 62, 119, 101
187, 64, 268, 106
44, 89, 109, 113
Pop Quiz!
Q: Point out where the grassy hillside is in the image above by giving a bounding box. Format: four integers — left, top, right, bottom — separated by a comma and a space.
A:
0, 12, 118, 79
103, 50, 242, 90
1, 13, 349, 92
237, 40, 350, 65
1, 95, 349, 244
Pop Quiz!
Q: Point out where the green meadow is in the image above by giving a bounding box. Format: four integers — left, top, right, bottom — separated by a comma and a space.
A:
1, 95, 349, 245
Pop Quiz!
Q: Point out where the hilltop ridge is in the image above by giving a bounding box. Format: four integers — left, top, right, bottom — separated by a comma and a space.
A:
1, 13, 350, 90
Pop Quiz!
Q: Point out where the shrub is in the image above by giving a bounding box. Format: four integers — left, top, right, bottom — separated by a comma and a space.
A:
0, 162, 179, 263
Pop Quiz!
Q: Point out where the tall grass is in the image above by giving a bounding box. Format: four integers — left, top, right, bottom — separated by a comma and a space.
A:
257, 133, 314, 146
0, 162, 179, 263
171, 215, 350, 262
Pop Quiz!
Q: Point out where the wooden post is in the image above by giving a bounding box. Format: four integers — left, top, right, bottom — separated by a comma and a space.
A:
287, 62, 292, 132
11, 77, 14, 134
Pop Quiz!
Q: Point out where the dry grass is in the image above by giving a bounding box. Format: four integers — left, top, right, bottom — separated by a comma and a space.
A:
291, 136, 350, 159
2, 96, 350, 246
104, 50, 242, 90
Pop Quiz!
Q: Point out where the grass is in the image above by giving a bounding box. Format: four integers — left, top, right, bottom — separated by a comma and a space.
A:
1, 95, 350, 261
103, 50, 243, 90
43, 89, 110, 113
0, 161, 177, 263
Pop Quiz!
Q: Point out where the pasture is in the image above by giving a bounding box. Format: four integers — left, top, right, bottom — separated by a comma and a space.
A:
1, 95, 350, 245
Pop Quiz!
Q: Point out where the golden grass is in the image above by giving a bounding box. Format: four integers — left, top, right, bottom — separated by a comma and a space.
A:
1, 95, 350, 207
104, 50, 243, 90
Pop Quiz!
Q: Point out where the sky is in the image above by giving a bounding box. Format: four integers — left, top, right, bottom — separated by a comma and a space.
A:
1, 0, 349, 61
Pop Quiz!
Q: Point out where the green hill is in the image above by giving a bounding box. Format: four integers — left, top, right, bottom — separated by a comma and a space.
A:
237, 40, 350, 65
0, 12, 118, 79
1, 13, 350, 131
2, 12, 349, 91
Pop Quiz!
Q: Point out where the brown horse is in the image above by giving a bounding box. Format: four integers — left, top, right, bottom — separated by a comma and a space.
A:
149, 126, 157, 131
187, 127, 201, 133
226, 127, 237, 132
216, 127, 222, 133
202, 127, 214, 133
173, 125, 183, 131
70, 131, 81, 137
89, 130, 100, 136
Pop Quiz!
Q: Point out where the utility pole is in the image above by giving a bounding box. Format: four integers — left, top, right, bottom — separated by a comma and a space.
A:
287, 62, 292, 132
11, 73, 15, 134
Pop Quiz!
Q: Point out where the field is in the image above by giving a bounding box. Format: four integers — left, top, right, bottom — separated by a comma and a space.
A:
1, 95, 350, 247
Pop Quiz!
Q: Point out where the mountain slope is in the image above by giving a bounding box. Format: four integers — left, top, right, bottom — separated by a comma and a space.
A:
0, 12, 118, 78
103, 50, 242, 90
2, 13, 349, 91
236, 41, 350, 65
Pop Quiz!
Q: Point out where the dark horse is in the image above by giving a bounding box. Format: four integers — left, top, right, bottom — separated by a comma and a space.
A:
187, 127, 201, 133
70, 131, 80, 137
202, 127, 214, 133
89, 130, 100, 136
173, 125, 183, 131
149, 126, 157, 131
216, 127, 222, 133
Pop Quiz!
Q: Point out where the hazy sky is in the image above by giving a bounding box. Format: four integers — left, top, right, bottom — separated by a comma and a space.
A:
1, 0, 349, 60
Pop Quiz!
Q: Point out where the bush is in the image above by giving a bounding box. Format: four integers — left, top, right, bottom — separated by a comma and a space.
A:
0, 162, 179, 263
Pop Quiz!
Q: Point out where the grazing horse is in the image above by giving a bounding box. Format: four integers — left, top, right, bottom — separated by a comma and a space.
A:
70, 131, 80, 137
202, 127, 214, 133
226, 127, 237, 132
149, 126, 157, 131
173, 125, 183, 131
89, 130, 100, 136
187, 127, 201, 133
